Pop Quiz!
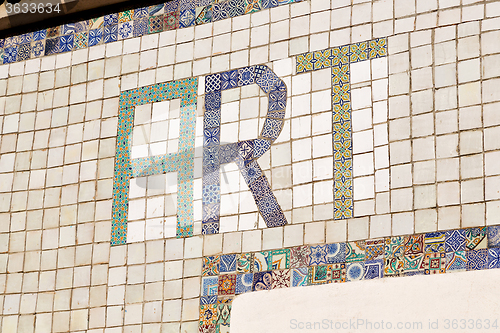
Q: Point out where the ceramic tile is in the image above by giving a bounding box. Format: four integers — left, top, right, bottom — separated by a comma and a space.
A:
272, 269, 291, 288
346, 241, 365, 262
446, 251, 467, 273
423, 252, 446, 274
252, 271, 272, 291
466, 249, 488, 271
218, 274, 236, 295
235, 273, 253, 294
346, 262, 364, 282
291, 267, 308, 287
290, 246, 310, 268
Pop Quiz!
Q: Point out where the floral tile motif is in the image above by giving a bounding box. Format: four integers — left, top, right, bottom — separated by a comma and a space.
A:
346, 262, 364, 282
308, 265, 330, 285
326, 243, 346, 263
329, 263, 346, 283
369, 38, 388, 59
104, 25, 118, 43
466, 249, 488, 271
488, 225, 500, 248
445, 229, 466, 252
272, 249, 290, 270
466, 227, 488, 250
488, 248, 500, 269
200, 304, 218, 326
244, 0, 261, 13
290, 245, 310, 268
291, 267, 308, 287
31, 40, 45, 57
405, 235, 424, 255
235, 273, 253, 294
272, 269, 291, 289
253, 271, 272, 291
346, 241, 365, 262
385, 236, 405, 258
253, 251, 271, 272
220, 254, 237, 273
164, 11, 180, 30
119, 10, 133, 23
88, 28, 102, 46
424, 232, 446, 253
202, 276, 219, 296
218, 274, 236, 295
423, 252, 446, 274
133, 18, 148, 37
203, 256, 220, 276
446, 251, 466, 273
404, 254, 425, 273
365, 239, 384, 260
236, 253, 253, 273
308, 245, 327, 266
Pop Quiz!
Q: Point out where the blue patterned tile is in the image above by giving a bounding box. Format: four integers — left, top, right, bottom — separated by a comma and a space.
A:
165, 0, 179, 12
237, 141, 253, 161
308, 245, 327, 266
104, 13, 118, 26
235, 273, 253, 294
180, 0, 196, 10
238, 66, 255, 86
488, 248, 500, 269
17, 43, 31, 61
19, 33, 32, 44
488, 225, 500, 248
446, 251, 466, 273
204, 127, 220, 146
445, 229, 466, 252
133, 7, 149, 19
326, 243, 346, 264
256, 67, 279, 93
202, 276, 219, 296
75, 20, 90, 33
221, 70, 238, 90
466, 249, 488, 271
180, 9, 196, 28
200, 295, 218, 305
252, 271, 272, 291
44, 38, 59, 55
149, 4, 164, 16
261, 0, 278, 9
59, 34, 74, 53
31, 41, 45, 58
205, 74, 222, 93
346, 262, 364, 282
33, 29, 47, 41
212, 2, 229, 21
118, 22, 133, 40
261, 118, 283, 140
253, 139, 271, 158
88, 28, 102, 47
104, 25, 118, 43
133, 18, 148, 37
268, 81, 287, 111
364, 260, 383, 279
227, 0, 245, 17
220, 254, 237, 273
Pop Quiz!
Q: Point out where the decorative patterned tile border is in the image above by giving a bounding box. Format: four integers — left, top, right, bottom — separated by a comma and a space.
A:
198, 225, 500, 332
295, 38, 388, 220
0, 0, 302, 65
112, 77, 198, 245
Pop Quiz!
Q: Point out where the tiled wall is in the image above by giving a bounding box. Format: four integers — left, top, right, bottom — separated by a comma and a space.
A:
1, 0, 500, 332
